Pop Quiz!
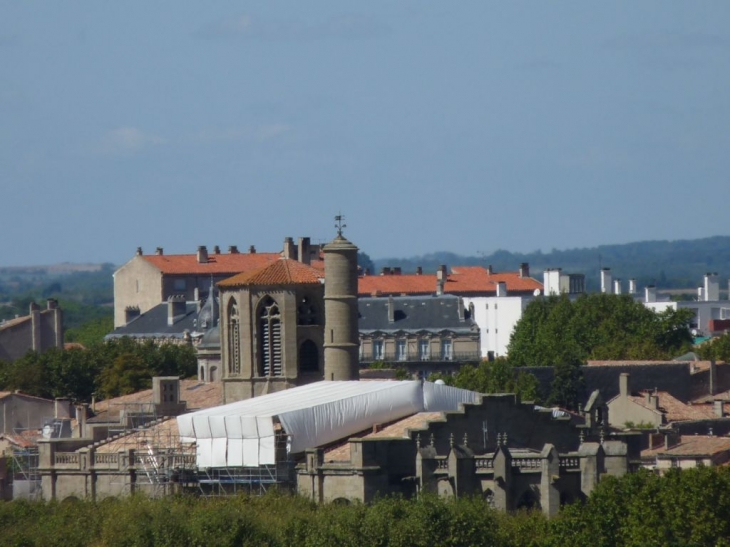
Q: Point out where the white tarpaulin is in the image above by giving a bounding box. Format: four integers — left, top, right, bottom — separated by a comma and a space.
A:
177, 380, 480, 468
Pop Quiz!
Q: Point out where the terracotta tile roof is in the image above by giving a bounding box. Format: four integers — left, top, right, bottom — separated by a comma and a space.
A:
642, 435, 730, 458
92, 380, 223, 421
324, 412, 444, 462
358, 266, 542, 297
218, 258, 323, 288
142, 252, 281, 275
628, 391, 716, 423
95, 417, 193, 454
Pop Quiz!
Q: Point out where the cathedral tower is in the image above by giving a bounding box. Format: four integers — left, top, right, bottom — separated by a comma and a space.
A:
323, 218, 360, 381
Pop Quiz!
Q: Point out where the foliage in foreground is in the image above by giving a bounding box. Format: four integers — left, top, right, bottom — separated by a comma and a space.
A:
3, 467, 730, 547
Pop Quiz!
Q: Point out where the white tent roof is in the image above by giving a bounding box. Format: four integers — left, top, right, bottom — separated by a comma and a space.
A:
177, 380, 480, 468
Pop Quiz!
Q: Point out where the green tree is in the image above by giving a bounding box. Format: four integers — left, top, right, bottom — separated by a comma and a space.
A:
697, 332, 730, 362
99, 353, 154, 398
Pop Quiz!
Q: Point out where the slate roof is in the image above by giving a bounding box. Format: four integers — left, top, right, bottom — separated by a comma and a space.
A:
358, 295, 478, 334
218, 258, 323, 288
357, 265, 542, 297
105, 301, 198, 340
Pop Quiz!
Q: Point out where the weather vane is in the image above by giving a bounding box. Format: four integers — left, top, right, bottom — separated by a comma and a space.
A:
334, 213, 346, 237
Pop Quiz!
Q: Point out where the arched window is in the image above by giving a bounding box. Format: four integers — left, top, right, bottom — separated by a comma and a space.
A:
516, 488, 540, 510
227, 299, 240, 375
299, 340, 319, 373
258, 297, 282, 376
297, 296, 319, 325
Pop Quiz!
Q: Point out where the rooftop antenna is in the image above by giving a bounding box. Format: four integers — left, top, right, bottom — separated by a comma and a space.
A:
334, 213, 347, 237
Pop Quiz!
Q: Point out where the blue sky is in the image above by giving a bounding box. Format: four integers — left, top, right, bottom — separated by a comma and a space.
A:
2, 2, 729, 266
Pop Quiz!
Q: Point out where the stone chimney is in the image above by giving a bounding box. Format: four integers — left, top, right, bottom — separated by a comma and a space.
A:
249, 245, 256, 254
664, 430, 680, 450
75, 404, 87, 438
124, 306, 141, 324
393, 267, 402, 275
486, 265, 493, 274
698, 287, 704, 300
600, 268, 612, 294
197, 245, 208, 264
155, 247, 163, 255
388, 296, 395, 323
645, 285, 657, 303
436, 266, 446, 296
614, 279, 622, 295
519, 263, 529, 279
298, 237, 311, 265
136, 247, 143, 256
228, 245, 239, 254
496, 281, 507, 297
283, 237, 296, 259
167, 295, 187, 326
619, 373, 630, 398
416, 266, 422, 275
628, 278, 637, 294
704, 273, 720, 301
457, 298, 465, 321
46, 298, 58, 310
213, 245, 221, 254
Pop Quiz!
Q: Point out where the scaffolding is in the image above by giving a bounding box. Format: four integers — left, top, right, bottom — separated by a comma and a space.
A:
10, 446, 41, 500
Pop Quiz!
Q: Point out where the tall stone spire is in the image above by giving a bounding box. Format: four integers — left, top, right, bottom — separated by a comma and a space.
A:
323, 215, 360, 381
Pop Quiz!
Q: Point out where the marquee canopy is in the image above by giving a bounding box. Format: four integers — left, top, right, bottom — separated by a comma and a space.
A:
177, 380, 480, 468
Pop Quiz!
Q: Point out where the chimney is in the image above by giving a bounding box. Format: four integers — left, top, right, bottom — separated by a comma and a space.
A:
197, 246, 208, 264
457, 298, 465, 321
364, 268, 370, 276
75, 404, 87, 438
645, 285, 657, 303
228, 245, 239, 254
436, 265, 446, 296
704, 273, 720, 301
614, 279, 622, 295
600, 268, 612, 294
486, 265, 493, 275
381, 267, 389, 276
519, 263, 529, 279
628, 278, 637, 294
619, 373, 630, 398
283, 237, 295, 259
213, 245, 221, 254
155, 247, 163, 256
387, 296, 395, 323
416, 266, 422, 275
646, 392, 658, 410
298, 237, 311, 265
55, 398, 71, 419
698, 287, 704, 300
664, 430, 680, 450
249, 245, 256, 254
167, 295, 187, 326
30, 302, 41, 352
496, 281, 507, 297
393, 267, 402, 275
46, 298, 58, 310
136, 247, 143, 256
124, 306, 141, 324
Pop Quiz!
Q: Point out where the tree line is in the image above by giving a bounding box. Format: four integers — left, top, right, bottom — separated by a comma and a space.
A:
0, 338, 197, 402
1, 466, 729, 546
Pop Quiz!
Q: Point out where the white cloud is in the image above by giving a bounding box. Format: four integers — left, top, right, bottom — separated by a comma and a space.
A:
99, 127, 166, 154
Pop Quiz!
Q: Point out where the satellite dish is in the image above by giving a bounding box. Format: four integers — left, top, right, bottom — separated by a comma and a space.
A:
533, 289, 541, 297
691, 329, 698, 337
434, 379, 446, 385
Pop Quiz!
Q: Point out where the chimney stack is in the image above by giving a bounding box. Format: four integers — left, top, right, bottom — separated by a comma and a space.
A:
75, 404, 87, 438
600, 268, 613, 294
213, 245, 220, 254
645, 285, 657, 303
436, 265, 447, 296
228, 245, 239, 254
614, 279, 622, 295
136, 247, 143, 256
619, 373, 630, 398
283, 237, 295, 259
704, 273, 720, 301
168, 295, 187, 326
155, 247, 163, 256
496, 281, 507, 297
197, 246, 208, 264
519, 263, 529, 279
393, 267, 402, 275
249, 245, 256, 254
698, 287, 704, 300
416, 266, 422, 275
714, 400, 725, 418
457, 297, 465, 321
298, 237, 311, 265
629, 278, 637, 294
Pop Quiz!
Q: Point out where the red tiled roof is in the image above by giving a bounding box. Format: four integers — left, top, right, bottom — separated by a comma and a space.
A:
642, 435, 730, 458
218, 258, 323, 288
628, 391, 716, 423
142, 253, 281, 275
358, 266, 542, 297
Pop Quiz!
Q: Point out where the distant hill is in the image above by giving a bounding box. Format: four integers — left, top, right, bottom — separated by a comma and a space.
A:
372, 235, 730, 291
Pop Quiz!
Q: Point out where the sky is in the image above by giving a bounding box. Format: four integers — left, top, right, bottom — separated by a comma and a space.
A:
2, 2, 729, 266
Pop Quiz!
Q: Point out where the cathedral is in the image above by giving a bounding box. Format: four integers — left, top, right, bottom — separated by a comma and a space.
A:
217, 230, 360, 403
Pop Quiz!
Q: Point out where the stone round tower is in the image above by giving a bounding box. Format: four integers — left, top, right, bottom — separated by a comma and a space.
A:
323, 234, 360, 381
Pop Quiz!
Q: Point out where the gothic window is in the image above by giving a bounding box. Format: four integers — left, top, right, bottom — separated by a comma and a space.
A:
299, 340, 319, 373
258, 297, 282, 376
227, 299, 240, 375
297, 296, 319, 325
